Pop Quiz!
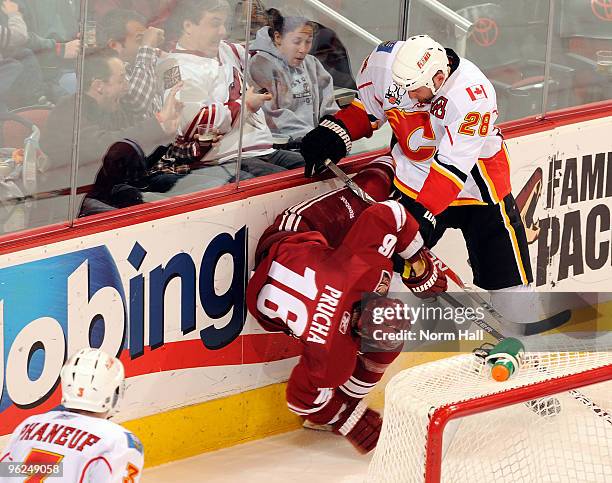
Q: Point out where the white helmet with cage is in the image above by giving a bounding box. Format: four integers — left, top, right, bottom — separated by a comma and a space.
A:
392, 35, 449, 95
61, 348, 125, 414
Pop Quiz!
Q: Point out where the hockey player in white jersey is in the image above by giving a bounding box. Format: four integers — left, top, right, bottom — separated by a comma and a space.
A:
300, 34, 533, 296
0, 348, 144, 482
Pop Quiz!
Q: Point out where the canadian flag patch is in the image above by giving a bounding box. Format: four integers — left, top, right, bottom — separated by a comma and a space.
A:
466, 84, 488, 101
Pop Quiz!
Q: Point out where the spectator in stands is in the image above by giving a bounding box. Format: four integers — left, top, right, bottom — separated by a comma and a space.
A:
16, 0, 80, 100
161, 0, 304, 177
97, 9, 165, 120
40, 49, 182, 206
0, 0, 28, 111
311, 21, 356, 90
1, 0, 47, 109
249, 8, 338, 145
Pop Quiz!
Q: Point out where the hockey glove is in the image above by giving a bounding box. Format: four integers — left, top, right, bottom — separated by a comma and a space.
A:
332, 400, 382, 454
402, 247, 448, 299
301, 116, 352, 177
407, 201, 437, 248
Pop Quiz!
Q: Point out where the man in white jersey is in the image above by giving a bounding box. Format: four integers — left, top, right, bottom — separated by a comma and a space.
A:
300, 34, 533, 296
0, 348, 143, 482
161, 0, 304, 177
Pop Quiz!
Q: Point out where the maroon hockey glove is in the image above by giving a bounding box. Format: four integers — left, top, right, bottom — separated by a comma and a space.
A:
402, 247, 448, 299
332, 400, 382, 454
301, 116, 352, 177
358, 295, 410, 351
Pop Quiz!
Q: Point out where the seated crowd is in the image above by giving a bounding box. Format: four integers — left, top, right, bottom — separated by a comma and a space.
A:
1, 0, 347, 222
1, 0, 608, 228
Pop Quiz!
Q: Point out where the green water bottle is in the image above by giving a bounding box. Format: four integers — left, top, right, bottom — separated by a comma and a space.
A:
485, 337, 525, 381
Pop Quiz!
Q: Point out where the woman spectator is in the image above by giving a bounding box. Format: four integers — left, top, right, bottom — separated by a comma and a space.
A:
248, 8, 338, 145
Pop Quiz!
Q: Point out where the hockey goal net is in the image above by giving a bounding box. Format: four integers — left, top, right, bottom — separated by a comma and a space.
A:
368, 351, 612, 482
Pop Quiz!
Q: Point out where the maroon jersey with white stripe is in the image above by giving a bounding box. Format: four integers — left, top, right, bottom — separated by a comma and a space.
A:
248, 200, 421, 423
247, 201, 419, 383
256, 157, 395, 263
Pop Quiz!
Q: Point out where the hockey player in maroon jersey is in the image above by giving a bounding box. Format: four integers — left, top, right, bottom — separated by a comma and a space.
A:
299, 34, 533, 295
246, 160, 447, 453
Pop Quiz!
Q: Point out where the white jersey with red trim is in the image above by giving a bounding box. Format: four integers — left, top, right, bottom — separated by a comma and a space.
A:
355, 41, 510, 215
0, 410, 144, 483
159, 41, 275, 162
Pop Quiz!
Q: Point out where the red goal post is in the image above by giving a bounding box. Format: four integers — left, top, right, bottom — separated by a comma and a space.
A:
368, 351, 612, 483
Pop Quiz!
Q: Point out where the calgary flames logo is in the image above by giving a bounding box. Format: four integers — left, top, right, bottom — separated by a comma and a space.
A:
471, 17, 499, 47
386, 108, 436, 162
591, 0, 612, 21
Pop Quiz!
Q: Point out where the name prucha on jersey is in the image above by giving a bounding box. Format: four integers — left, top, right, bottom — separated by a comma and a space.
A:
306, 285, 343, 345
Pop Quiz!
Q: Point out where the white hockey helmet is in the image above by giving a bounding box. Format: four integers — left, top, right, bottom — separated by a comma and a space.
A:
61, 348, 125, 414
392, 35, 449, 94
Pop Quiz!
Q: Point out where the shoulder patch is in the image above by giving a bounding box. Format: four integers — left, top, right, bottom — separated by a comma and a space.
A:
125, 432, 144, 455
466, 84, 488, 101
376, 40, 397, 53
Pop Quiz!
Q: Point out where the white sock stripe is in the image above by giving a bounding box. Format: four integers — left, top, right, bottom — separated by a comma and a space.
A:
287, 401, 329, 415
340, 380, 375, 397
349, 376, 377, 387
339, 386, 368, 399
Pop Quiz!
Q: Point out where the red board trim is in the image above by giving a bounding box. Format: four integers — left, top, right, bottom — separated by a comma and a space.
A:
0, 100, 610, 254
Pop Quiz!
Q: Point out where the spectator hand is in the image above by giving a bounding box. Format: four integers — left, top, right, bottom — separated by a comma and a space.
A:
1, 0, 20, 15
158, 82, 184, 135
142, 27, 165, 49
245, 85, 272, 113
63, 39, 81, 59
196, 129, 223, 147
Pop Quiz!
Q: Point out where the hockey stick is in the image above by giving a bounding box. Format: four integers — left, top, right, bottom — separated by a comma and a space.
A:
323, 159, 376, 204
323, 160, 523, 323
323, 158, 570, 335
324, 158, 612, 425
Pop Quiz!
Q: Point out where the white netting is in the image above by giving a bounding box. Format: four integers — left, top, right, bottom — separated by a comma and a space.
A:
367, 351, 612, 483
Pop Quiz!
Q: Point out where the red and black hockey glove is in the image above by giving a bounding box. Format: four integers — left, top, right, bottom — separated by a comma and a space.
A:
402, 247, 448, 299
332, 399, 382, 454
301, 116, 352, 177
